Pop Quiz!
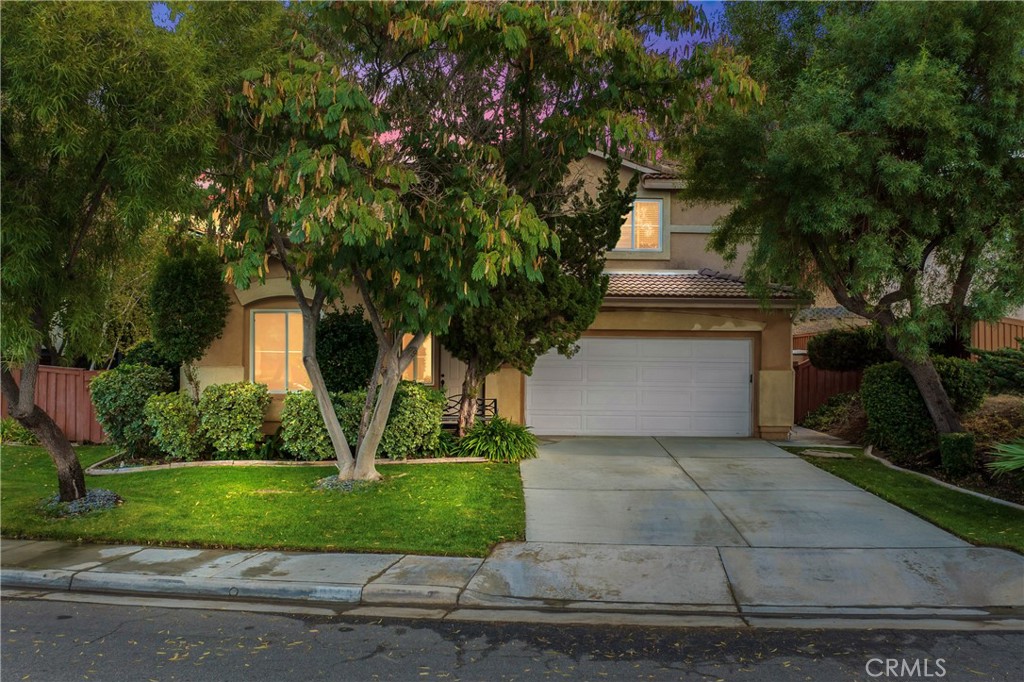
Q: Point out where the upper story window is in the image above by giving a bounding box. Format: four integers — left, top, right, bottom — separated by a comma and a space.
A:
401, 333, 434, 385
614, 199, 663, 251
252, 310, 311, 392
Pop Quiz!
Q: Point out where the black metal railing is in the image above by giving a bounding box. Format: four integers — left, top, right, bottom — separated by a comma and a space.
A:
441, 395, 498, 425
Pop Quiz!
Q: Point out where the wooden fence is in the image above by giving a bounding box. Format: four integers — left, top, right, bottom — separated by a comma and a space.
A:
972, 318, 1024, 352
1, 366, 105, 443
793, 316, 1023, 424
793, 360, 864, 424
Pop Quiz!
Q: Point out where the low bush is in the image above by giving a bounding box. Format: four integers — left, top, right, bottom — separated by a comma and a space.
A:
807, 326, 892, 371
459, 417, 537, 463
144, 392, 208, 461
281, 383, 445, 461
433, 430, 461, 458
988, 440, 1024, 476
121, 340, 180, 391
861, 357, 986, 461
90, 364, 173, 456
974, 343, 1024, 395
0, 417, 38, 445
939, 432, 976, 476
280, 390, 336, 461
800, 392, 859, 432
199, 382, 270, 458
379, 382, 445, 459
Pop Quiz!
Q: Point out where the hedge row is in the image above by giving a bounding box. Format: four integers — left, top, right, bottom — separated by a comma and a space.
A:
280, 383, 444, 461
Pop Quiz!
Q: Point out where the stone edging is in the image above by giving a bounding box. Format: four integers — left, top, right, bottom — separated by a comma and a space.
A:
862, 445, 1024, 512
85, 454, 488, 476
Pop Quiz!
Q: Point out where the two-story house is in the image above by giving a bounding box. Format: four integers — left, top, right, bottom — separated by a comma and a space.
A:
193, 152, 800, 440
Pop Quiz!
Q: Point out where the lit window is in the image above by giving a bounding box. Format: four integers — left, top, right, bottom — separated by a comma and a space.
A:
615, 199, 662, 251
401, 334, 433, 384
252, 311, 311, 392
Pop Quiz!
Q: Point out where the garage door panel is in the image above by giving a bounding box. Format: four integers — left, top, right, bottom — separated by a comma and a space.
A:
640, 364, 693, 384
694, 363, 749, 385
526, 337, 752, 437
640, 339, 695, 359
639, 414, 694, 433
529, 388, 585, 410
639, 389, 693, 410
586, 364, 638, 384
693, 388, 750, 412
583, 414, 639, 433
585, 389, 638, 409
533, 364, 586, 383
586, 339, 640, 360
692, 414, 750, 435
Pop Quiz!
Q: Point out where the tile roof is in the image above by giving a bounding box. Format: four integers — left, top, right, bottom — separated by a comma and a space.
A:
605, 269, 798, 301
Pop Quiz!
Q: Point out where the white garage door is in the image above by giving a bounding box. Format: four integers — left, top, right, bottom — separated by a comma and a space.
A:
526, 337, 752, 437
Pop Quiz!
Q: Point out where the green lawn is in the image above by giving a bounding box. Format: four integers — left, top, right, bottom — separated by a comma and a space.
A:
0, 446, 525, 557
791, 449, 1024, 553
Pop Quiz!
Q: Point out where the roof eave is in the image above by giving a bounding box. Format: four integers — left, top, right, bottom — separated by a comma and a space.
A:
602, 296, 802, 310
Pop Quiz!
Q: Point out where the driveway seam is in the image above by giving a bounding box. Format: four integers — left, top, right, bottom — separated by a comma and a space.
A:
653, 437, 753, 548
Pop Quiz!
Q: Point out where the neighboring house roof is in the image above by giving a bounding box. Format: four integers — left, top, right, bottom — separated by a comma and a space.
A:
586, 150, 684, 189
792, 305, 868, 335
605, 269, 798, 303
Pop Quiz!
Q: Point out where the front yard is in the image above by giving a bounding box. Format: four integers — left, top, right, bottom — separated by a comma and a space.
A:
0, 446, 525, 557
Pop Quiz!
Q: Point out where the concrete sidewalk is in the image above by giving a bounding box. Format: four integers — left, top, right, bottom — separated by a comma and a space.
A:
3, 536, 1023, 630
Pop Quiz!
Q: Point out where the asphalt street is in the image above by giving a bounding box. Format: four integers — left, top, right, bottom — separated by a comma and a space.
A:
1, 595, 1021, 681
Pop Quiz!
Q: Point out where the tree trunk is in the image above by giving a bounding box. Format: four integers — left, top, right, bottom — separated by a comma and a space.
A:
457, 357, 484, 438
884, 336, 963, 434
1, 360, 87, 502
298, 307, 356, 479
357, 343, 386, 450
353, 363, 401, 481
182, 363, 201, 403
352, 333, 425, 480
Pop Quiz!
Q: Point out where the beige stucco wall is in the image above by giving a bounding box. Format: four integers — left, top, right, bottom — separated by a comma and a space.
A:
568, 154, 747, 274
488, 305, 794, 439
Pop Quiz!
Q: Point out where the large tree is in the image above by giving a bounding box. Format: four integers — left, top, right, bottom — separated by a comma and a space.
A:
677, 1, 1024, 435
322, 1, 759, 436
442, 159, 638, 435
216, 24, 551, 481
0, 3, 267, 501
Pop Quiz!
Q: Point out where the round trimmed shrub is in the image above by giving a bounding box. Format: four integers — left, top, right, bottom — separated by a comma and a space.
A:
316, 307, 379, 393
379, 382, 445, 459
939, 432, 976, 476
280, 390, 336, 461
144, 392, 209, 461
860, 357, 986, 461
198, 382, 270, 458
90, 364, 173, 456
807, 325, 892, 371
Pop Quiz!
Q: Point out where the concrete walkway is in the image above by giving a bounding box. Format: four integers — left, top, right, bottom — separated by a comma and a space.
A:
2, 437, 1022, 629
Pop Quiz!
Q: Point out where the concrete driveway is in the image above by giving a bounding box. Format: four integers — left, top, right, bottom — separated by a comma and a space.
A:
461, 437, 1024, 620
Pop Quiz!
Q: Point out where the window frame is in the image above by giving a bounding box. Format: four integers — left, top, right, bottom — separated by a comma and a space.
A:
613, 198, 664, 252
401, 333, 438, 387
249, 308, 309, 394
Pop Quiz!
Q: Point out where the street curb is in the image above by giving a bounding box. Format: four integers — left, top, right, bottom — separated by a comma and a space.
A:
5, 567, 1024, 631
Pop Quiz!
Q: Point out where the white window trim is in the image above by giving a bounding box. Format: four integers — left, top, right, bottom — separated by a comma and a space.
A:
613, 198, 664, 252
250, 309, 305, 394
